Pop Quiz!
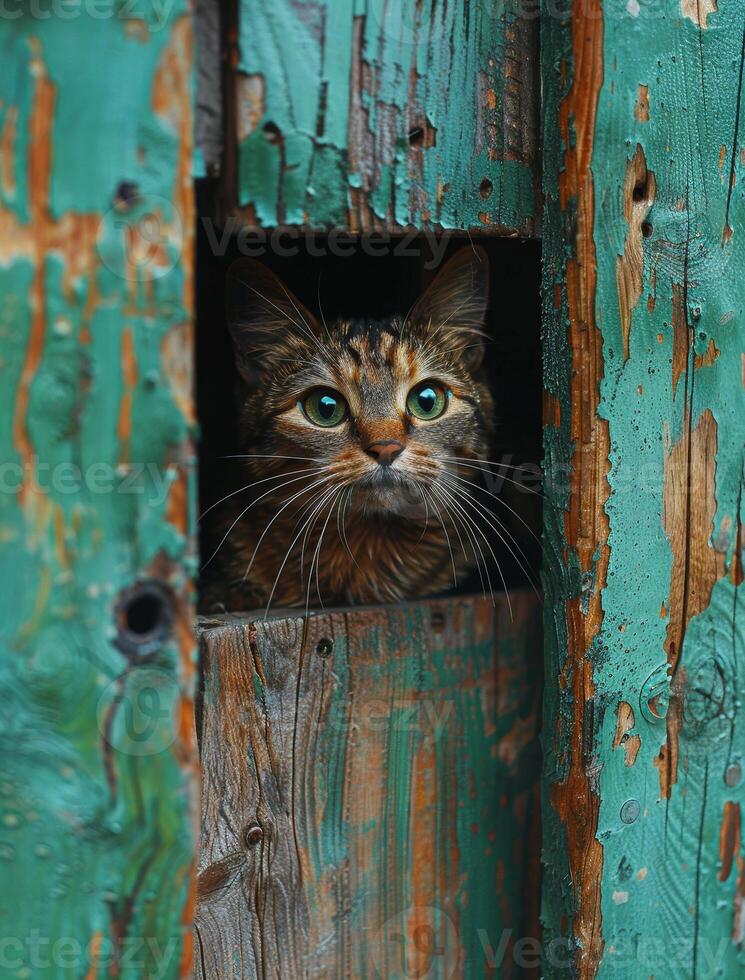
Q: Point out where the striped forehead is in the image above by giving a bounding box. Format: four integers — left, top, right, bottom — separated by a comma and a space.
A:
337, 318, 413, 376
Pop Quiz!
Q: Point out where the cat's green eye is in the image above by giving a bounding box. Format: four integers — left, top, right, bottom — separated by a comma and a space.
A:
406, 381, 449, 421
300, 388, 348, 427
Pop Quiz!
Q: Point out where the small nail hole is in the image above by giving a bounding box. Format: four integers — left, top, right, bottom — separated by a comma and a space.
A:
316, 637, 333, 658
479, 177, 493, 200
431, 611, 446, 633
632, 184, 647, 203
244, 823, 264, 847
114, 581, 174, 657
641, 222, 653, 238
263, 122, 282, 145
408, 127, 424, 148
114, 181, 139, 211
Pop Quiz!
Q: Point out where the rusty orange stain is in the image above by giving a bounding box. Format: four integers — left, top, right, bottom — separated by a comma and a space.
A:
53, 505, 69, 570
719, 144, 728, 174
116, 326, 137, 462
237, 73, 266, 142
634, 85, 649, 122
179, 860, 197, 976
12, 68, 55, 502
166, 468, 190, 536
153, 16, 195, 324
658, 411, 727, 797
124, 18, 150, 43
719, 801, 741, 882
694, 338, 720, 369
613, 701, 641, 767
407, 735, 438, 979
616, 145, 656, 361
732, 515, 744, 587
544, 391, 562, 428
718, 802, 745, 943
681, 0, 718, 29
671, 283, 689, 397
0, 106, 17, 198
551, 1, 607, 974
84, 931, 102, 980
8, 48, 100, 501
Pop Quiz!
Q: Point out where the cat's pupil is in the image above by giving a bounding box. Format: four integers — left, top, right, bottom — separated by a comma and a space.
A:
319, 394, 337, 419
417, 387, 436, 413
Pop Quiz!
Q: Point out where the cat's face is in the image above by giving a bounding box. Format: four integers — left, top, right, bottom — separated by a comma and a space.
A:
226, 248, 494, 515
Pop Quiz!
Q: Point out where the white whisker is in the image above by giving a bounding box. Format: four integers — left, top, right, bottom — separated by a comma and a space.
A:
242, 476, 334, 584
263, 483, 339, 617
444, 470, 542, 545
441, 475, 541, 603
430, 482, 493, 604
199, 465, 323, 522
433, 481, 506, 612
201, 470, 328, 570
307, 488, 343, 615
423, 487, 458, 588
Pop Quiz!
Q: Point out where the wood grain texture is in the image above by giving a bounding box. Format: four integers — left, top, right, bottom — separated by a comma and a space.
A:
223, 0, 539, 236
542, 1, 745, 976
196, 592, 542, 978
0, 8, 197, 977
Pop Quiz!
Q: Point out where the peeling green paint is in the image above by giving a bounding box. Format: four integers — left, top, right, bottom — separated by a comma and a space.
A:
0, 8, 197, 977
235, 0, 537, 233
542, 1, 745, 976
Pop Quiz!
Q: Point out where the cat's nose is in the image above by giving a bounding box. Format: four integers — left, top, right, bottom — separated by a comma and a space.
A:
365, 440, 405, 467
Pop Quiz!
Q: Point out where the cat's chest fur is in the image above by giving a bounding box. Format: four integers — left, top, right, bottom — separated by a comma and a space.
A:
214, 500, 462, 611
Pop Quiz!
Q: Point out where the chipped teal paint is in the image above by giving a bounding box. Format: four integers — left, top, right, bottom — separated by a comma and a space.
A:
0, 8, 196, 977
542, 1, 745, 976
197, 595, 542, 975
236, 0, 537, 233
301, 599, 541, 974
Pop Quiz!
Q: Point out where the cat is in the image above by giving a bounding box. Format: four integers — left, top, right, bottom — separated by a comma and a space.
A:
202, 246, 498, 613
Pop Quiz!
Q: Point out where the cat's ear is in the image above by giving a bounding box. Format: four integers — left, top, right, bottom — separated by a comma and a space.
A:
226, 259, 319, 386
409, 246, 490, 371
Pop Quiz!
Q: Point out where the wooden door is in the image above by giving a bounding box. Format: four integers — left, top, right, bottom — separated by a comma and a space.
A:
0, 7, 197, 977
197, 595, 542, 978
193, 1, 543, 977
541, 1, 745, 976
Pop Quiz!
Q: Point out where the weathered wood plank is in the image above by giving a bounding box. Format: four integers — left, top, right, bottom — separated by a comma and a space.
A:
542, 1, 745, 976
196, 592, 542, 978
0, 8, 198, 977
224, 0, 539, 235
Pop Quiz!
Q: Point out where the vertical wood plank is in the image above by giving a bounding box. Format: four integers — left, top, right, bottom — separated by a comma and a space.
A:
196, 592, 542, 978
224, 0, 539, 235
542, 1, 745, 976
0, 7, 198, 977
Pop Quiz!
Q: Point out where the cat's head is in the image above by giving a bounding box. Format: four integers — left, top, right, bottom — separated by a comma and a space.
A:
225, 247, 494, 514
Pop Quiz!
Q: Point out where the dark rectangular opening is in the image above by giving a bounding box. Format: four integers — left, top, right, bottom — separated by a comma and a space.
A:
195, 202, 542, 608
